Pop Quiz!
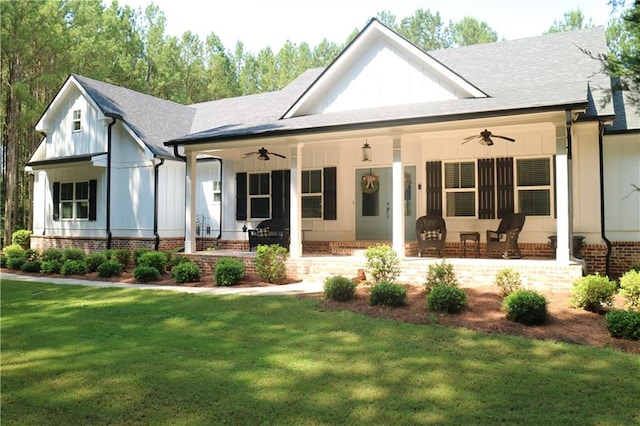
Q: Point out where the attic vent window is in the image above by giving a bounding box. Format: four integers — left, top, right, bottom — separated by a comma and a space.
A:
72, 109, 81, 132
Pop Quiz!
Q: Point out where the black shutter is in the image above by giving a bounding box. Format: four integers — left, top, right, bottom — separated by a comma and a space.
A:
426, 161, 442, 216
496, 157, 514, 218
236, 173, 247, 221
323, 166, 337, 220
53, 182, 60, 221
89, 179, 97, 221
271, 170, 290, 221
478, 158, 495, 219
552, 155, 557, 218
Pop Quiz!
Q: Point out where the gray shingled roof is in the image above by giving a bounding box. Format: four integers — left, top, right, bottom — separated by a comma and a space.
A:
167, 25, 613, 145
73, 75, 195, 158
607, 77, 640, 132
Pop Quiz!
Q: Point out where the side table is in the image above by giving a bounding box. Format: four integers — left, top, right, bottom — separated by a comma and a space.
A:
460, 232, 480, 258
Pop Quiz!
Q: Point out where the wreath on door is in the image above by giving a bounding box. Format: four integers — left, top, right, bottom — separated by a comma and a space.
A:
361, 174, 379, 194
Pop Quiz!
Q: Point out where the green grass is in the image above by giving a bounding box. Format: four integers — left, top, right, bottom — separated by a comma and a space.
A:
2, 280, 639, 425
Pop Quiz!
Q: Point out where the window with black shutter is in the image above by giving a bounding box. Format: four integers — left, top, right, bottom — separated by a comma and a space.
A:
426, 161, 442, 216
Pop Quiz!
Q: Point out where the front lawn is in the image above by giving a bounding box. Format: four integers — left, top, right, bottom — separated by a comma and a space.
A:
2, 280, 639, 424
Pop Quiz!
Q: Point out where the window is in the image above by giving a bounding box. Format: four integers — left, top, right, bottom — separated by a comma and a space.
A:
444, 161, 476, 217
248, 173, 270, 219
72, 109, 82, 132
60, 181, 89, 219
213, 180, 221, 203
302, 169, 322, 218
516, 157, 552, 216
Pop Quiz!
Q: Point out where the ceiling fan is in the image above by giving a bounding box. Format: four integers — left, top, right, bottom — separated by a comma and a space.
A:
243, 147, 286, 161
462, 129, 515, 146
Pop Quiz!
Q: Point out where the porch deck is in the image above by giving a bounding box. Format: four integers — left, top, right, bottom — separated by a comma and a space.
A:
182, 240, 584, 291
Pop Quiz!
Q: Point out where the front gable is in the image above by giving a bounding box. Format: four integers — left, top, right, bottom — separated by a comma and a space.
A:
284, 19, 486, 118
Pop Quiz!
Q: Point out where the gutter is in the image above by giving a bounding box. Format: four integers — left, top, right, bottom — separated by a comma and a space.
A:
598, 121, 612, 276
154, 158, 165, 250
105, 113, 122, 250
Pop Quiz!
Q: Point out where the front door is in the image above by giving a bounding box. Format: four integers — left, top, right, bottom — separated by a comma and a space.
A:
356, 166, 415, 240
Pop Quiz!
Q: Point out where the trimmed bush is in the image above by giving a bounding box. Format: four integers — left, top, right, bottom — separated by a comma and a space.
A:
427, 285, 467, 313
167, 251, 188, 270
3, 244, 26, 259
21, 260, 42, 273
619, 270, 640, 311
6, 256, 27, 270
503, 290, 548, 325
324, 276, 357, 301
172, 262, 201, 283
136, 251, 168, 273
570, 273, 617, 313
369, 281, 407, 307
12, 229, 31, 249
425, 259, 457, 289
86, 252, 108, 273
214, 257, 245, 286
0, 255, 6, 268
109, 249, 131, 268
133, 266, 160, 283
97, 260, 124, 278
255, 245, 287, 283
133, 248, 152, 264
365, 244, 401, 284
62, 248, 85, 261
61, 259, 88, 276
40, 259, 62, 274
495, 268, 522, 297
629, 261, 640, 273
605, 310, 640, 340
42, 248, 63, 262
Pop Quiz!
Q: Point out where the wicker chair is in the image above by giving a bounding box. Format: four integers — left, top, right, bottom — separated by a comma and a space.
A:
248, 219, 290, 251
486, 213, 526, 259
416, 215, 447, 257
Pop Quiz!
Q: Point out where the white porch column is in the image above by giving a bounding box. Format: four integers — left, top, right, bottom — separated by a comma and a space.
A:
289, 145, 302, 258
555, 124, 570, 263
184, 151, 197, 253
392, 138, 405, 258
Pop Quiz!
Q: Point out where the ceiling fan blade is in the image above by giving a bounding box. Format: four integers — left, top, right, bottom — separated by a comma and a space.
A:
271, 152, 287, 159
493, 135, 515, 142
462, 135, 478, 142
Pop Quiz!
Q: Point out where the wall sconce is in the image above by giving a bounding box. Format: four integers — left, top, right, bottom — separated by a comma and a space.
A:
362, 142, 372, 162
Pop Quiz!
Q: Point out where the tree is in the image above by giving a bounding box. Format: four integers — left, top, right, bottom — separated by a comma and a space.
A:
450, 17, 498, 46
607, 0, 640, 110
398, 9, 453, 50
545, 9, 595, 33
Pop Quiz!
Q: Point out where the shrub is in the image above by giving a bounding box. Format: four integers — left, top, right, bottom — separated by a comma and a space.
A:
12, 229, 31, 249
369, 281, 407, 307
3, 244, 26, 259
503, 290, 548, 325
133, 266, 160, 282
40, 259, 62, 274
605, 310, 640, 340
166, 251, 188, 270
255, 244, 288, 283
6, 256, 27, 270
133, 248, 152, 264
25, 248, 39, 261
0, 255, 6, 268
97, 260, 124, 278
324, 276, 357, 301
172, 262, 201, 283
619, 270, 640, 311
364, 244, 401, 285
61, 259, 88, 276
629, 261, 640, 273
21, 260, 42, 273
109, 249, 131, 268
214, 257, 245, 286
425, 259, 457, 289
42, 248, 63, 262
62, 248, 85, 261
86, 252, 108, 273
136, 251, 168, 273
427, 285, 467, 313
570, 273, 617, 313
495, 268, 522, 297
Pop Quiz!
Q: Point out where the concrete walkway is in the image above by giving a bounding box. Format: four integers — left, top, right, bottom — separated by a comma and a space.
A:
1, 272, 324, 296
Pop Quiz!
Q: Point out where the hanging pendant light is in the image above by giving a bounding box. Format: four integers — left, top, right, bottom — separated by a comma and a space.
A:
362, 142, 372, 162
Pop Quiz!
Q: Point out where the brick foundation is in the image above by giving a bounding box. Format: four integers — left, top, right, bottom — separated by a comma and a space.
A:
30, 235, 183, 253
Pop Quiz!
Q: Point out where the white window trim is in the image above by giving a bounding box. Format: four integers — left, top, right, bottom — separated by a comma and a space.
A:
302, 169, 323, 219
60, 181, 89, 221
248, 172, 270, 220
443, 160, 477, 218
514, 156, 554, 217
212, 180, 222, 204
72, 109, 82, 133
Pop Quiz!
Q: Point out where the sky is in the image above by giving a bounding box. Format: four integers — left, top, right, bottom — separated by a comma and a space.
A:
118, 0, 618, 52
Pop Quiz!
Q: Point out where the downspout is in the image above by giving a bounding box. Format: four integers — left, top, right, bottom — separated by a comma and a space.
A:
105, 113, 122, 250
598, 122, 612, 276
153, 158, 165, 250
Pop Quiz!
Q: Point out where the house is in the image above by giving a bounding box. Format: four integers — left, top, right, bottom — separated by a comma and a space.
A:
28, 19, 640, 278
